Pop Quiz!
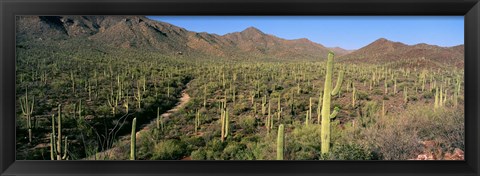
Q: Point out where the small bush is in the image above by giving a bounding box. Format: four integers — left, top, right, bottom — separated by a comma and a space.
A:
233, 102, 250, 115
324, 143, 375, 160
151, 139, 187, 160
357, 91, 370, 100
221, 142, 251, 160
190, 148, 207, 160
286, 125, 322, 160
239, 116, 257, 134
423, 91, 434, 99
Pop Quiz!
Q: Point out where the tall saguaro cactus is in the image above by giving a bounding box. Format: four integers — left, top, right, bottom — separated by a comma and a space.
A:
277, 124, 285, 160
20, 88, 34, 143
220, 106, 230, 142
50, 104, 68, 160
56, 104, 63, 160
320, 52, 343, 154
130, 117, 137, 160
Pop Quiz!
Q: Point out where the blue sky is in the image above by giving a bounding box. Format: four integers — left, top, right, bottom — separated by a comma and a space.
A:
147, 16, 464, 50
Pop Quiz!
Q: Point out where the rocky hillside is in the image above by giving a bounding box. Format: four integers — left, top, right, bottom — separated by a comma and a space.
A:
16, 16, 336, 60
338, 38, 464, 68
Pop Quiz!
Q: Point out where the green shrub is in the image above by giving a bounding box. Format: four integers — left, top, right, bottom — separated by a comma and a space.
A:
151, 139, 187, 160
233, 102, 250, 115
221, 142, 251, 160
182, 136, 205, 149
286, 125, 322, 160
357, 91, 370, 100
190, 148, 207, 160
248, 141, 269, 160
239, 116, 257, 134
423, 91, 434, 99
324, 143, 374, 160
201, 138, 226, 160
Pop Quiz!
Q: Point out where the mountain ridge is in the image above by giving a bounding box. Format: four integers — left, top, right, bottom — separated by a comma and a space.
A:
17, 16, 334, 60
338, 38, 464, 68
16, 16, 464, 68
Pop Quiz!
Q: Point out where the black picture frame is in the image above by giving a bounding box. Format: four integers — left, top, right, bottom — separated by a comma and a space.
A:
1, 0, 479, 176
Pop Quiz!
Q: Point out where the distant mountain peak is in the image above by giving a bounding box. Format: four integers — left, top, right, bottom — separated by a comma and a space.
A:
377, 37, 388, 41
372, 37, 393, 43
241, 26, 264, 34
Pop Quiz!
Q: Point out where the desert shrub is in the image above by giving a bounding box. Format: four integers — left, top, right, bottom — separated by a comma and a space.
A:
356, 103, 464, 160
221, 142, 253, 160
203, 138, 226, 160
415, 106, 464, 151
96, 104, 111, 116
357, 91, 370, 100
247, 140, 270, 160
361, 123, 422, 160
233, 102, 250, 115
286, 125, 322, 160
239, 115, 257, 134
143, 96, 156, 106
373, 89, 383, 95
358, 101, 379, 127
383, 95, 389, 100
281, 114, 294, 125
190, 148, 207, 160
181, 136, 205, 150
137, 130, 158, 159
423, 91, 434, 99
408, 95, 418, 101
324, 143, 374, 160
151, 139, 187, 160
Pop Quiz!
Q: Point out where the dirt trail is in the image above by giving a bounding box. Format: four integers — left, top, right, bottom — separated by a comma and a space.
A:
84, 90, 191, 160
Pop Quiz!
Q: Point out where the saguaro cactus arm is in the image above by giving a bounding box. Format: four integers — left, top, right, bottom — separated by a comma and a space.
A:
330, 107, 340, 119
331, 71, 344, 96
61, 137, 68, 160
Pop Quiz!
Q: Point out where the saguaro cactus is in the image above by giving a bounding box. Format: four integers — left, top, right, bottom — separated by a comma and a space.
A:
317, 92, 323, 124
50, 104, 68, 160
394, 78, 397, 94
195, 110, 201, 133
107, 90, 119, 116
130, 117, 137, 160
277, 97, 282, 120
320, 51, 343, 154
134, 81, 142, 109
56, 104, 62, 160
309, 97, 313, 122
434, 87, 439, 110
352, 83, 357, 107
384, 79, 388, 95
277, 124, 285, 160
225, 109, 229, 138
20, 88, 34, 143
156, 107, 164, 131
220, 108, 230, 142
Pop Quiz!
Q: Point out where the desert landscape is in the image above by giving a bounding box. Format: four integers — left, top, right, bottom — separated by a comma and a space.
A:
15, 16, 464, 160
